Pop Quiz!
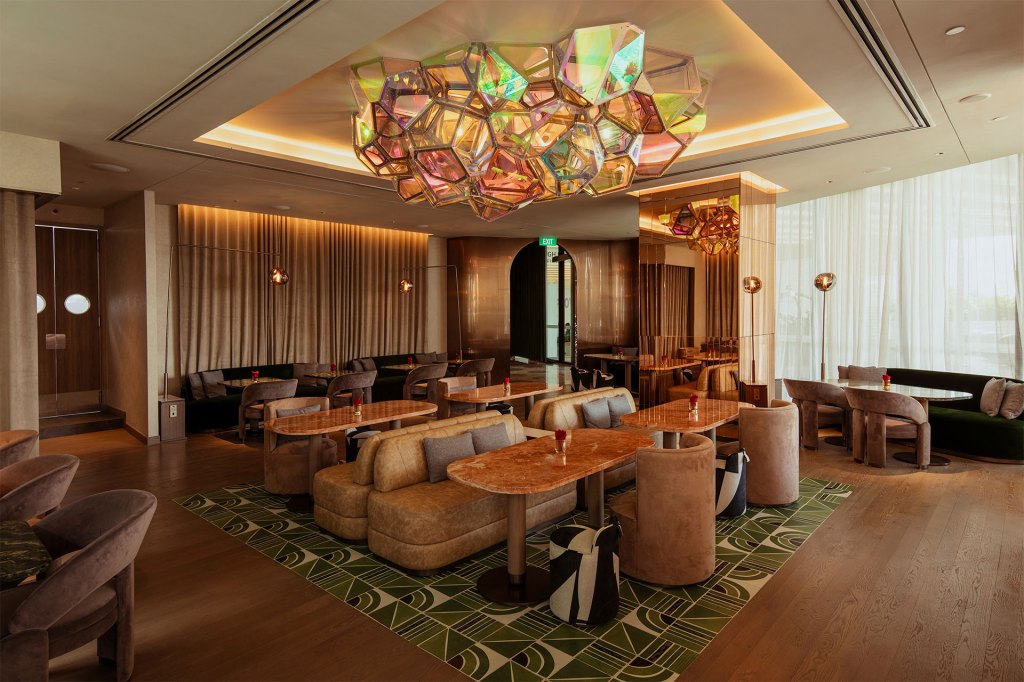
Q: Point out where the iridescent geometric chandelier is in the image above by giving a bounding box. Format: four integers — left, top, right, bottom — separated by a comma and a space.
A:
660, 195, 739, 255
349, 23, 710, 221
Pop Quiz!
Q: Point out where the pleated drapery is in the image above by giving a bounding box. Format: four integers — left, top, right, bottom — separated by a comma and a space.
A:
705, 252, 738, 339
639, 263, 694, 356
175, 205, 428, 375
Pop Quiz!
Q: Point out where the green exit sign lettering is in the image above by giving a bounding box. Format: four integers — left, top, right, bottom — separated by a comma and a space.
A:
539, 236, 558, 246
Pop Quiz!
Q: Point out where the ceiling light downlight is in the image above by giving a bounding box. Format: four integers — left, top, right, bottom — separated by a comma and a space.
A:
863, 166, 891, 175
88, 162, 131, 173
944, 26, 966, 35
349, 23, 711, 221
959, 93, 991, 104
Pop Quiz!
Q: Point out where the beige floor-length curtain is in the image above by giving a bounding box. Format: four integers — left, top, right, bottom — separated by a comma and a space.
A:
176, 205, 428, 375
706, 251, 738, 339
0, 190, 39, 435
640, 263, 694, 357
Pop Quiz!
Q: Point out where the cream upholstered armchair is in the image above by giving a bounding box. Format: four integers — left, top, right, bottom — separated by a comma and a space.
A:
609, 433, 716, 586
0, 430, 38, 468
0, 454, 79, 521
783, 379, 846, 449
239, 379, 298, 442
264, 397, 339, 495
720, 400, 800, 506
845, 387, 930, 469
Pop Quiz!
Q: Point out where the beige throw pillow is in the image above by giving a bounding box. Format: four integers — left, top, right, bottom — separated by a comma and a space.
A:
999, 381, 1024, 419
979, 378, 1006, 417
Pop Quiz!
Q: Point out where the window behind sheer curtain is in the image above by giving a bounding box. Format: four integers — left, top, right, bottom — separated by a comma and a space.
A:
776, 154, 1023, 380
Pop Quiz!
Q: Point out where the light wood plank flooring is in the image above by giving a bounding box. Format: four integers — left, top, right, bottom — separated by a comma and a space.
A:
39, 428, 1023, 681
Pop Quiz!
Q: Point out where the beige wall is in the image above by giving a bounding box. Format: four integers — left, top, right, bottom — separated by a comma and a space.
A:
101, 191, 164, 440
35, 202, 104, 228
0, 132, 60, 196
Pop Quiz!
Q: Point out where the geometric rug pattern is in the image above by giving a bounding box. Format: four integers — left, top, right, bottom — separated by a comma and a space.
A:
176, 477, 853, 681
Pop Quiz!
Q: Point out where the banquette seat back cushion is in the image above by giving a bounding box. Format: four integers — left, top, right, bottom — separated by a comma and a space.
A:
526, 387, 620, 430
542, 388, 636, 432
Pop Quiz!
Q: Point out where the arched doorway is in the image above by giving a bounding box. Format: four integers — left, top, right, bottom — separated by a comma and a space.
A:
510, 242, 576, 365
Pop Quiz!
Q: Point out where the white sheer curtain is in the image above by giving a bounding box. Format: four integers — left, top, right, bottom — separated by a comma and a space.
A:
777, 154, 1023, 380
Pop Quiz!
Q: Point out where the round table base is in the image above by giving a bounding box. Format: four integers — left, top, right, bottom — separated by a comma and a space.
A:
476, 566, 550, 606
892, 452, 951, 468
823, 436, 847, 448
285, 494, 314, 513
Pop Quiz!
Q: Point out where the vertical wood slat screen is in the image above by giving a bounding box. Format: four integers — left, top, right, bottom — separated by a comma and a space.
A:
176, 205, 428, 375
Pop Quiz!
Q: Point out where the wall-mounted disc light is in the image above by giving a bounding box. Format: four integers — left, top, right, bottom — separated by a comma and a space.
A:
270, 266, 290, 285
399, 278, 414, 294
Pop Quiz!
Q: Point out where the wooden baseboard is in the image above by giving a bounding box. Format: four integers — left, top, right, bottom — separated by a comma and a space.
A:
123, 421, 160, 446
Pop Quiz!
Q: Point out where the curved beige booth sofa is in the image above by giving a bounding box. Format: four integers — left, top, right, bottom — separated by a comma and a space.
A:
314, 411, 576, 573
527, 387, 659, 491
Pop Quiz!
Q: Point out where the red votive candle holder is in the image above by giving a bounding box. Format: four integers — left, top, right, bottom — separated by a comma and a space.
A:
353, 397, 362, 416
882, 374, 891, 388
407, 356, 413, 366
330, 362, 337, 372
661, 354, 668, 364
689, 394, 699, 411
251, 370, 259, 381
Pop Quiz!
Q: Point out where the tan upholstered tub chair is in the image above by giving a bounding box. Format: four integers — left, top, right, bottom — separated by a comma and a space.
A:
783, 379, 846, 449
609, 434, 716, 586
239, 379, 298, 442
845, 387, 930, 469
666, 362, 740, 402
721, 400, 800, 506
0, 454, 79, 521
0, 430, 39, 468
312, 411, 500, 541
263, 397, 339, 495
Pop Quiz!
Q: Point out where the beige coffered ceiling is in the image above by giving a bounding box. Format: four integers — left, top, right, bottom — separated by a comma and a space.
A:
1, 0, 1021, 238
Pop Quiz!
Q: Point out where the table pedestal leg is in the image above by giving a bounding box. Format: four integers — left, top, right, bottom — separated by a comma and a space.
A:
586, 470, 605, 528
663, 431, 680, 449
476, 494, 549, 605
389, 419, 402, 429
475, 403, 485, 413
625, 362, 633, 393
286, 435, 320, 513
600, 359, 609, 375
704, 427, 717, 450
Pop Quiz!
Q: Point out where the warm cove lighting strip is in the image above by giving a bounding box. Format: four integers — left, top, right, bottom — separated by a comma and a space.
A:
680, 106, 847, 158
196, 123, 369, 173
197, 105, 845, 179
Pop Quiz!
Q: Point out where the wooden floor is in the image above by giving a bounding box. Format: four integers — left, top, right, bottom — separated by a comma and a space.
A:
39, 427, 1023, 682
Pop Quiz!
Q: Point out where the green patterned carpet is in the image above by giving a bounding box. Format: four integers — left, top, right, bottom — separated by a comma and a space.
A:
176, 477, 852, 681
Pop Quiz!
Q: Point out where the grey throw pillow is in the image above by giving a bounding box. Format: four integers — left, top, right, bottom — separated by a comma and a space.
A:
581, 398, 612, 429
470, 423, 512, 454
200, 370, 226, 397
998, 380, 1023, 419
187, 373, 206, 400
360, 357, 377, 371
276, 403, 321, 418
980, 378, 1006, 417
606, 394, 633, 427
423, 432, 476, 483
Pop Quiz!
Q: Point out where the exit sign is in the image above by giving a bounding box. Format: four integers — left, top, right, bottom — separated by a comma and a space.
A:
539, 236, 557, 246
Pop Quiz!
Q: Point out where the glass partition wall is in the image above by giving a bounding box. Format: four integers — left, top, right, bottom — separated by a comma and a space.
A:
637, 173, 778, 407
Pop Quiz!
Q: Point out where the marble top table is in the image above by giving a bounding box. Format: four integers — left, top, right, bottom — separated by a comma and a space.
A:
304, 370, 353, 380
381, 363, 428, 372
219, 377, 285, 390
265, 400, 437, 510
448, 428, 653, 605
636, 360, 701, 406
446, 382, 561, 414
584, 354, 640, 391
691, 352, 738, 364
620, 398, 753, 449
1, 520, 51, 589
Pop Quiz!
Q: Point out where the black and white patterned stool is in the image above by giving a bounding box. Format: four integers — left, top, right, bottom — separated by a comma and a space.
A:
715, 449, 749, 518
548, 522, 620, 626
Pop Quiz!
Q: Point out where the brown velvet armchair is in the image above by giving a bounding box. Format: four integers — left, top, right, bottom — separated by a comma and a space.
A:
0, 430, 39, 468
1, 489, 157, 682
403, 363, 447, 404
238, 379, 298, 442
0, 454, 79, 522
327, 371, 376, 408
783, 379, 847, 449
845, 387, 930, 468
455, 358, 494, 388
263, 398, 339, 495
609, 434, 716, 586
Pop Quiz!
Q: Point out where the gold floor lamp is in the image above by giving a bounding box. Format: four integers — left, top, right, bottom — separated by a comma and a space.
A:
814, 272, 836, 381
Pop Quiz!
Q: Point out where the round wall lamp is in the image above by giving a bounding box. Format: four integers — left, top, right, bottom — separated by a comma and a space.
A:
399, 278, 414, 294
270, 266, 290, 286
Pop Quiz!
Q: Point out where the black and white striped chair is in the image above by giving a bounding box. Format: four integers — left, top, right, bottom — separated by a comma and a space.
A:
548, 522, 620, 626
715, 449, 749, 518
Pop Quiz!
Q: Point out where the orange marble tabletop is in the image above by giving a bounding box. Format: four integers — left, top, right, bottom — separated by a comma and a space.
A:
446, 382, 562, 404
638, 360, 701, 372
447, 428, 654, 495
265, 400, 436, 436
305, 370, 354, 379
381, 363, 429, 372
584, 353, 640, 362
834, 380, 971, 402
692, 353, 738, 362
621, 398, 753, 433
219, 377, 285, 389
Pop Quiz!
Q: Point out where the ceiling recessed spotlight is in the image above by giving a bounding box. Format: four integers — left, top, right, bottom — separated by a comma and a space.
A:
992, 115, 1009, 122
944, 25, 966, 35
863, 166, 892, 175
825, 180, 833, 184
935, 152, 945, 156
959, 93, 991, 104
271, 204, 291, 210
71, 186, 80, 191
88, 162, 131, 173
415, 224, 430, 228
